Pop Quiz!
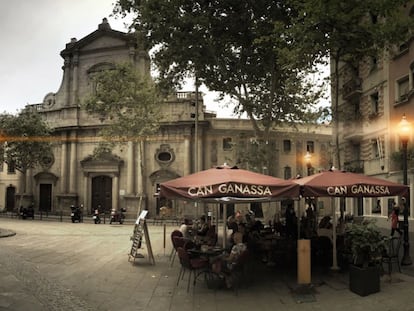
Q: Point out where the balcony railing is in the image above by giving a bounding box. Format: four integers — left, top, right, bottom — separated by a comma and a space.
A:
342, 78, 362, 100
344, 160, 364, 173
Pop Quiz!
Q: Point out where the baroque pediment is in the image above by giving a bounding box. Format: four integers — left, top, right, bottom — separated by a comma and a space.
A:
61, 18, 136, 58
81, 152, 123, 165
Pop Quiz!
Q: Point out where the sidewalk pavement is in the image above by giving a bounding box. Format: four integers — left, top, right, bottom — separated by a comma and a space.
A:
2, 219, 414, 311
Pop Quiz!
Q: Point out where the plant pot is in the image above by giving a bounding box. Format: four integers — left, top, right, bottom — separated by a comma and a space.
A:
349, 264, 380, 296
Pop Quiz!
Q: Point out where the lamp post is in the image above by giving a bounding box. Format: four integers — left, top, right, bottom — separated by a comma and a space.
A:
304, 151, 312, 176
398, 114, 412, 266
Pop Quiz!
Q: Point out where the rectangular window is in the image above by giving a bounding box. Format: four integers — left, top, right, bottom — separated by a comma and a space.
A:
370, 92, 379, 114
283, 140, 291, 152
223, 137, 232, 150
284, 166, 292, 180
372, 199, 381, 214
372, 140, 379, 159
7, 161, 15, 174
397, 76, 409, 101
306, 141, 314, 153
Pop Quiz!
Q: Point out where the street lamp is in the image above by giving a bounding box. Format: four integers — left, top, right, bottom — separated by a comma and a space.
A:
398, 114, 412, 266
304, 151, 312, 176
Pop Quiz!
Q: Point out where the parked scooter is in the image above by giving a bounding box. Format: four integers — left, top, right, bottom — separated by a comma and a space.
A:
110, 208, 126, 224
70, 205, 82, 223
19, 205, 35, 220
93, 209, 101, 224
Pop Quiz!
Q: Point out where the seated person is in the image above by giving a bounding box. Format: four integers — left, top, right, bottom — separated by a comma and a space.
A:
205, 225, 218, 246
211, 232, 247, 288
196, 215, 209, 237
179, 218, 191, 239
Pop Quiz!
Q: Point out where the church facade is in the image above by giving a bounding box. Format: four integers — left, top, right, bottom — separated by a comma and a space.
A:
1, 19, 332, 221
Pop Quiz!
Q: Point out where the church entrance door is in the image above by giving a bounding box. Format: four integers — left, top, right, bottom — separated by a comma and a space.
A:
92, 176, 112, 214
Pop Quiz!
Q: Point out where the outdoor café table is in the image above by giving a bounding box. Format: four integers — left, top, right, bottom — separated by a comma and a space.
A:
188, 246, 224, 259
187, 246, 225, 288
257, 235, 287, 266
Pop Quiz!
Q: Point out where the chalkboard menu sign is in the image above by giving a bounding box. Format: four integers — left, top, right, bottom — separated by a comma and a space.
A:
128, 210, 155, 265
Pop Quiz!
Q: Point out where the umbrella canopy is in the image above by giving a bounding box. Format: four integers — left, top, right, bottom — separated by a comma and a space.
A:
294, 169, 409, 198
160, 165, 300, 203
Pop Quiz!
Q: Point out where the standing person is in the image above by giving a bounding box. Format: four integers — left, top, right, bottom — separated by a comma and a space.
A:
389, 203, 402, 236
285, 204, 297, 238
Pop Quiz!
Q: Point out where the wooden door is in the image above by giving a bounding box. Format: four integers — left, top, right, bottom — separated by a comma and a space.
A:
92, 176, 112, 213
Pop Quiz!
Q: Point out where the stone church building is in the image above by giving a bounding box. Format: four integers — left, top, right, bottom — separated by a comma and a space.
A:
1, 19, 332, 221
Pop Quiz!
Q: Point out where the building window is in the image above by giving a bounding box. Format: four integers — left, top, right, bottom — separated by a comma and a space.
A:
370, 56, 378, 71
306, 141, 314, 153
7, 161, 15, 174
397, 76, 409, 102
284, 166, 292, 180
411, 63, 414, 90
371, 140, 380, 159
370, 92, 379, 116
283, 140, 291, 152
372, 199, 381, 214
223, 137, 232, 150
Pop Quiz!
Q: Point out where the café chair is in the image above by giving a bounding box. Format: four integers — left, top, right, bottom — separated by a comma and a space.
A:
170, 230, 184, 266
382, 236, 402, 276
176, 247, 209, 292
184, 240, 197, 251
228, 249, 251, 295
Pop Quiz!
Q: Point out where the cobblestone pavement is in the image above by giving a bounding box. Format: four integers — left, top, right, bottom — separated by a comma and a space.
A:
2, 218, 414, 311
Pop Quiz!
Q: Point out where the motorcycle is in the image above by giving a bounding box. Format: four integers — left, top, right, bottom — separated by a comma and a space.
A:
19, 205, 35, 220
70, 205, 82, 223
110, 208, 126, 224
93, 209, 101, 224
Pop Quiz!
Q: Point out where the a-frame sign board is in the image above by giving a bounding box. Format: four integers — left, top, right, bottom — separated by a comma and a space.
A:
128, 210, 155, 265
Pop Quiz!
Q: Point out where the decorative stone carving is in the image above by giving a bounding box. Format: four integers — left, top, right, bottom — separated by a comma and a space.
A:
155, 144, 175, 168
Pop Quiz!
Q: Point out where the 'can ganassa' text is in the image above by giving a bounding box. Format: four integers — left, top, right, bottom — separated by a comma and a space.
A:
188, 183, 272, 197
326, 185, 391, 196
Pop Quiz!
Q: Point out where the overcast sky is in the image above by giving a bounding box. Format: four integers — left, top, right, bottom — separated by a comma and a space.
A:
0, 0, 234, 116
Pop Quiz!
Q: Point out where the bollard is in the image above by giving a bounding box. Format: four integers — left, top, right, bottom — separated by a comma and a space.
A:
60, 210, 63, 222
163, 223, 166, 255
297, 239, 311, 284
40, 210, 42, 220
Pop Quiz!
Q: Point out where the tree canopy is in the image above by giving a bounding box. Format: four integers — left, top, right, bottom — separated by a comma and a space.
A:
288, 0, 414, 168
0, 108, 52, 173
83, 62, 162, 143
114, 0, 327, 139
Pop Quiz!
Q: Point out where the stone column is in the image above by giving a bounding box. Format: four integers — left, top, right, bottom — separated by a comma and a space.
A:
197, 128, 203, 171
83, 174, 89, 214
26, 168, 33, 195
71, 54, 79, 106
127, 141, 134, 194
136, 141, 144, 195
69, 132, 77, 194
60, 134, 68, 193
113, 175, 119, 210
63, 57, 71, 107
184, 136, 191, 175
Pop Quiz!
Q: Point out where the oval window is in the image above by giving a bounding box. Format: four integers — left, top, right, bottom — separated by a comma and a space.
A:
157, 151, 172, 162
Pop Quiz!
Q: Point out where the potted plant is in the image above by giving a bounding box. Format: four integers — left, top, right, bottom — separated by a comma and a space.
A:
345, 220, 386, 296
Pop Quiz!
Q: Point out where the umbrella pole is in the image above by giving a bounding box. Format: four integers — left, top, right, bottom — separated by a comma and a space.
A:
223, 204, 227, 249
331, 197, 340, 270
297, 199, 311, 285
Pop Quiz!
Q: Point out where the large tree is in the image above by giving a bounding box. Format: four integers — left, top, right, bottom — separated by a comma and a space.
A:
114, 0, 327, 173
84, 62, 162, 141
0, 108, 52, 193
83, 62, 162, 208
289, 0, 414, 169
